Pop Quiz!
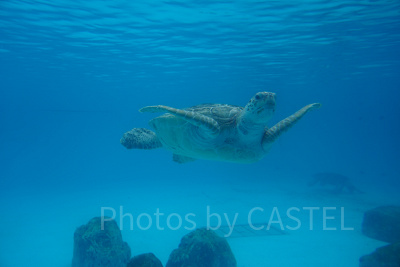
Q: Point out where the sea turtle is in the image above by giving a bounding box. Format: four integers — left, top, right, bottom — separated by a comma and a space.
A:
120, 92, 321, 163
308, 172, 364, 194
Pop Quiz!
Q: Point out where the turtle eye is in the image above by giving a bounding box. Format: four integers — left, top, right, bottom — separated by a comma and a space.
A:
255, 95, 261, 100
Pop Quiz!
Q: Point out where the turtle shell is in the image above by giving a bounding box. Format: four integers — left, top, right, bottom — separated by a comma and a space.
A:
147, 103, 266, 163
180, 104, 244, 127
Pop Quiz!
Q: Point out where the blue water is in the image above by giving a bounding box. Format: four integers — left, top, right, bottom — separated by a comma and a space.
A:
1, 0, 400, 266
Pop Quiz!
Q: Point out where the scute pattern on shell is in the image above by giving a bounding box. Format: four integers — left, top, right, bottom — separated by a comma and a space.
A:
183, 104, 244, 127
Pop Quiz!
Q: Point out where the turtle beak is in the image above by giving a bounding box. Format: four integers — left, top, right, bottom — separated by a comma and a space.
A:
262, 92, 276, 108
256, 92, 275, 103
264, 92, 276, 102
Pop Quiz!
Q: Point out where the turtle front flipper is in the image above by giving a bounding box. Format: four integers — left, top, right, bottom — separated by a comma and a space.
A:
140, 105, 220, 137
262, 103, 321, 150
120, 128, 162, 149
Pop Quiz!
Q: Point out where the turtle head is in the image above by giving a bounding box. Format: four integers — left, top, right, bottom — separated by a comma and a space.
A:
243, 92, 276, 124
237, 92, 276, 139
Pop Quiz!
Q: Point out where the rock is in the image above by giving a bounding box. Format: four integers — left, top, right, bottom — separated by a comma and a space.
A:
72, 216, 131, 267
166, 228, 236, 267
359, 242, 400, 267
127, 253, 163, 267
362, 206, 400, 243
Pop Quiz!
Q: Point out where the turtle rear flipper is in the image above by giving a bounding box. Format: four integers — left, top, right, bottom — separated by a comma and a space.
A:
140, 105, 220, 137
173, 154, 197, 164
120, 128, 162, 149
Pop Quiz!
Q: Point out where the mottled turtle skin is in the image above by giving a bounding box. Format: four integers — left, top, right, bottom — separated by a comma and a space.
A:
121, 92, 320, 163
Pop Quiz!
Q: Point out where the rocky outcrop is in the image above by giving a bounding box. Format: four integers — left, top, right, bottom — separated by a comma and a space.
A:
362, 206, 400, 243
359, 242, 400, 267
72, 216, 131, 267
166, 228, 236, 267
127, 253, 163, 267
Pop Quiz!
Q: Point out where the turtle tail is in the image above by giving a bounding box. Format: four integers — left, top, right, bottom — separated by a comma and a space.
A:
262, 103, 321, 150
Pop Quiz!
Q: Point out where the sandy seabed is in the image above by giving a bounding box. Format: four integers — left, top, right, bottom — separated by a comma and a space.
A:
0, 174, 396, 267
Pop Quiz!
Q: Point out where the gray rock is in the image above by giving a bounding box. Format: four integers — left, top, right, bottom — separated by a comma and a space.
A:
362, 206, 400, 243
127, 253, 163, 267
72, 216, 131, 267
166, 228, 236, 267
359, 242, 400, 267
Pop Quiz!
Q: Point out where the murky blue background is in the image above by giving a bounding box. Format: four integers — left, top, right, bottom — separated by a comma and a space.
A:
1, 1, 400, 266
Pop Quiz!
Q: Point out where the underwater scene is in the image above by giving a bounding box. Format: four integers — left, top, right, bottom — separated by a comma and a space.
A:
1, 0, 400, 266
